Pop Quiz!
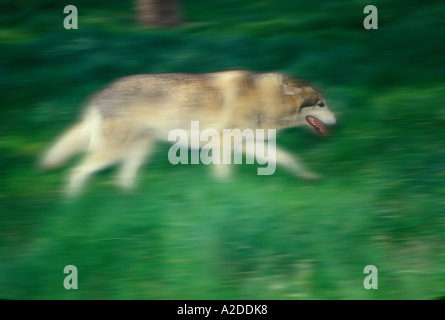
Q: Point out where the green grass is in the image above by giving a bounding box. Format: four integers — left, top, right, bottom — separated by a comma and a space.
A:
1, 0, 444, 299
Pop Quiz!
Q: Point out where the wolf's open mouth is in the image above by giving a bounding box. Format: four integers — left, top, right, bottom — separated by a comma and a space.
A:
306, 115, 327, 135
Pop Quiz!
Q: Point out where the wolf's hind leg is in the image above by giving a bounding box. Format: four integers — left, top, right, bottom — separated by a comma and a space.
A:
211, 136, 233, 179
66, 118, 132, 195
67, 148, 123, 196
117, 135, 154, 189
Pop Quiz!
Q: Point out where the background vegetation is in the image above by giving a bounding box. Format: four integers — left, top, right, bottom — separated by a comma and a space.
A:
1, 0, 444, 299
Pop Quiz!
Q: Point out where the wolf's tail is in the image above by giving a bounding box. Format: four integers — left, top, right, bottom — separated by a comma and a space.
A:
40, 120, 91, 169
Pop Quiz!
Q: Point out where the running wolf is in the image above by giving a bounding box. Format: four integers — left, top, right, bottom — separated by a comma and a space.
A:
40, 70, 336, 194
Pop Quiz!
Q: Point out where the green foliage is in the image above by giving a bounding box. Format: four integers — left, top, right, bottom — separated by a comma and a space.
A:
1, 0, 444, 299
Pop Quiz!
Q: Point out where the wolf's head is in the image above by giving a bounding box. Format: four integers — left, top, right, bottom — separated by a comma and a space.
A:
280, 75, 336, 135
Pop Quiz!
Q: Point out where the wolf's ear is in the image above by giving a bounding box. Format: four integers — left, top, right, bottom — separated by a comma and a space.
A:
283, 84, 303, 95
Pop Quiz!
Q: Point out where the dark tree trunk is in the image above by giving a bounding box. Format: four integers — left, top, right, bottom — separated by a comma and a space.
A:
136, 0, 183, 27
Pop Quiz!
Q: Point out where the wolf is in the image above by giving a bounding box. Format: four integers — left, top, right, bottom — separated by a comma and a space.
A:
40, 70, 336, 194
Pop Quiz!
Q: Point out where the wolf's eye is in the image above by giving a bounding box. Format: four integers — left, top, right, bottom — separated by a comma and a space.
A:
318, 102, 325, 107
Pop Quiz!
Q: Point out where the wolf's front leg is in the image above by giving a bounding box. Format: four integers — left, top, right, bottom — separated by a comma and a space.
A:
274, 147, 321, 180
244, 140, 321, 179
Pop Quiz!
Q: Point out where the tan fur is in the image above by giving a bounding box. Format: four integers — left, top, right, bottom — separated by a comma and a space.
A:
41, 70, 336, 195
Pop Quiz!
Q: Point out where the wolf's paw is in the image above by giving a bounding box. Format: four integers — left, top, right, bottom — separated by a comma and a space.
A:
118, 176, 136, 189
298, 171, 322, 181
65, 171, 87, 196
212, 164, 232, 180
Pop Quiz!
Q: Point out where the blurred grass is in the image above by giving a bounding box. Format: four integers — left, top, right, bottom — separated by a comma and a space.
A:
0, 0, 444, 299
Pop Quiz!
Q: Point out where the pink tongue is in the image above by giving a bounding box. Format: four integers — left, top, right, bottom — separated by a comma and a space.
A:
313, 117, 326, 135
